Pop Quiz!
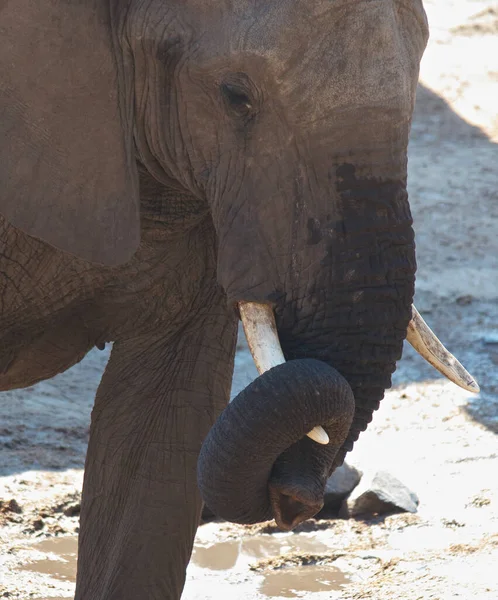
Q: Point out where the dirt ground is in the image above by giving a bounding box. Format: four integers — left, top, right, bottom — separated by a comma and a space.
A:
1, 1, 497, 598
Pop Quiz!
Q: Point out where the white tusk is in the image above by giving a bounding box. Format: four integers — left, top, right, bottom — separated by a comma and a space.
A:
306, 425, 331, 445
238, 302, 285, 373
407, 305, 480, 393
239, 301, 329, 445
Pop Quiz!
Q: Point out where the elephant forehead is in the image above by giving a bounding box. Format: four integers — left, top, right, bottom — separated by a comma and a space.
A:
190, 0, 427, 113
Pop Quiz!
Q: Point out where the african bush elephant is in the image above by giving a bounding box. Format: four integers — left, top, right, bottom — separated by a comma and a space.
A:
0, 0, 478, 598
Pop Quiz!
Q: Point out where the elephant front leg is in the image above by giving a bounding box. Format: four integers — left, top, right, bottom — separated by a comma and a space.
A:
75, 286, 237, 600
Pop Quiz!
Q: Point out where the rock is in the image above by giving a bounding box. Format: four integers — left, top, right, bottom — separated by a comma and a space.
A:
317, 463, 362, 518
63, 502, 81, 517
342, 470, 419, 518
0, 499, 22, 514
32, 518, 45, 531
456, 294, 474, 306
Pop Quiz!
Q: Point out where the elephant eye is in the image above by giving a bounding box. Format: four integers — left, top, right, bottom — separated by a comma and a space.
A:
220, 82, 254, 119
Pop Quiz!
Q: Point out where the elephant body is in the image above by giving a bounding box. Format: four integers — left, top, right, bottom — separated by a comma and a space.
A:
0, 1, 430, 598
0, 172, 219, 389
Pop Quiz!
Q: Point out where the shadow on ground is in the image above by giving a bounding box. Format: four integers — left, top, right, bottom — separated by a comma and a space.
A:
393, 84, 498, 433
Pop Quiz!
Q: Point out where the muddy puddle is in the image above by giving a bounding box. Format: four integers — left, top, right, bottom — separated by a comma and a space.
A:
188, 527, 349, 598
18, 525, 350, 600
20, 536, 78, 583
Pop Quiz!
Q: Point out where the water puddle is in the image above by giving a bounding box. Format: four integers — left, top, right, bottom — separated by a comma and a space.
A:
20, 536, 77, 583
18, 528, 350, 599
189, 527, 350, 598
261, 566, 349, 598
191, 533, 331, 571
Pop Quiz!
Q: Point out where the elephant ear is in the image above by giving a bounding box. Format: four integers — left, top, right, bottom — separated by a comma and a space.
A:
0, 0, 139, 265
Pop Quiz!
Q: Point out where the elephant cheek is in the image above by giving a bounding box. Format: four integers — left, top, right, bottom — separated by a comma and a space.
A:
197, 359, 355, 529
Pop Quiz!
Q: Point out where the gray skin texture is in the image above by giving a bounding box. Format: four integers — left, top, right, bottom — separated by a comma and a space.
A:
0, 1, 429, 598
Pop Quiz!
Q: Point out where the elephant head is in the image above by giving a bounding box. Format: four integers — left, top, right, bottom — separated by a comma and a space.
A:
0, 0, 478, 533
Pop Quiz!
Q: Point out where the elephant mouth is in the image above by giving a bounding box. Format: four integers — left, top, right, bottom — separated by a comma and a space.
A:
197, 302, 479, 531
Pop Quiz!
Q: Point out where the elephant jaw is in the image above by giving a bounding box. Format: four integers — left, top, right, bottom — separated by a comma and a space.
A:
238, 302, 480, 413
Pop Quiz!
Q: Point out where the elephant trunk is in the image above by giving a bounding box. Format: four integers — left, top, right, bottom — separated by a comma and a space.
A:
199, 172, 417, 528
197, 359, 355, 529
277, 201, 416, 467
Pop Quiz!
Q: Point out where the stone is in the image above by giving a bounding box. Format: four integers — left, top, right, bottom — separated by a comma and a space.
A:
317, 463, 362, 517
32, 518, 45, 531
0, 498, 22, 514
342, 470, 419, 518
63, 502, 81, 517
456, 294, 473, 306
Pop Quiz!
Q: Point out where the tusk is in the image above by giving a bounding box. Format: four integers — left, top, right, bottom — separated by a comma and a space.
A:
239, 301, 329, 445
238, 302, 285, 373
407, 305, 480, 393
305, 425, 331, 445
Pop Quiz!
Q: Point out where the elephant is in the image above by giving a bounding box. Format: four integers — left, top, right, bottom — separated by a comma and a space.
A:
0, 0, 479, 598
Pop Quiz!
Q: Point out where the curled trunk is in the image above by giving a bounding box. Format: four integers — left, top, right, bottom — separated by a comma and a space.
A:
201, 163, 416, 528
198, 359, 355, 529
277, 169, 416, 466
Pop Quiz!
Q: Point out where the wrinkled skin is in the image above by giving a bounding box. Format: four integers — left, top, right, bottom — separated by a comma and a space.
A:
0, 1, 429, 598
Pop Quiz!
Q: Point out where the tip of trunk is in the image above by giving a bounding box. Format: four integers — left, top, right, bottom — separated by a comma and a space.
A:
269, 484, 324, 531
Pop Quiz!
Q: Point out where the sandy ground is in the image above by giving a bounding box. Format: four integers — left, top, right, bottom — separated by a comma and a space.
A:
1, 2, 497, 598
